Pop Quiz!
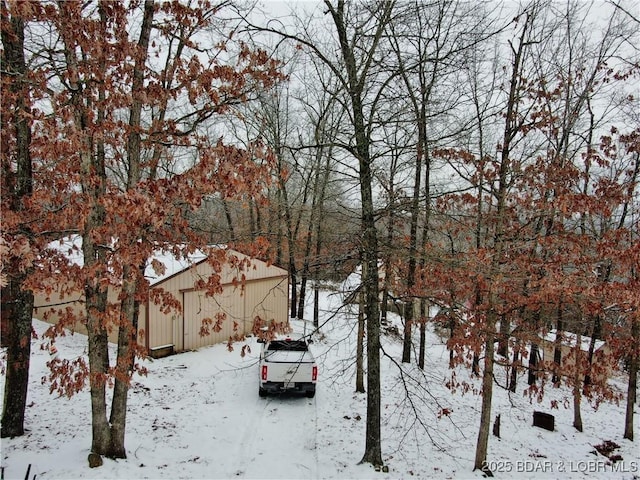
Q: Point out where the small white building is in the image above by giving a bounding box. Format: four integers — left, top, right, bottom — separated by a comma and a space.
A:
539, 329, 614, 383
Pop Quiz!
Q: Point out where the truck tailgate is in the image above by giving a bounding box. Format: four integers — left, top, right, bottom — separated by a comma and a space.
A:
263, 351, 315, 384
264, 350, 314, 363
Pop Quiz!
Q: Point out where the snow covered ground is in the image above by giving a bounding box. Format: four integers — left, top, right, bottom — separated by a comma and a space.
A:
1, 284, 638, 479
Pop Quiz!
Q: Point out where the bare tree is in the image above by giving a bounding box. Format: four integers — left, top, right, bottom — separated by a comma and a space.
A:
1, 0, 35, 439
245, 0, 395, 465
385, 0, 497, 365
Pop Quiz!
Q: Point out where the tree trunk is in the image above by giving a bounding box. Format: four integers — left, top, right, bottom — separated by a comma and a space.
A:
323, 0, 392, 466
498, 313, 509, 357
474, 329, 495, 473
449, 315, 456, 369
108, 305, 133, 458
250, 196, 259, 244
402, 302, 413, 364
289, 270, 298, 318
381, 286, 389, 326
58, 0, 112, 454
85, 281, 111, 455
583, 315, 601, 393
313, 286, 320, 330
624, 316, 638, 440
618, 154, 639, 438
572, 334, 583, 432
493, 3, 532, 372
509, 340, 520, 393
313, 215, 322, 329
417, 113, 432, 373
297, 276, 307, 321
361, 248, 382, 466
1, 284, 33, 438
528, 342, 539, 385
356, 284, 365, 393
108, 266, 141, 458
222, 199, 236, 242
275, 145, 297, 319
349, 44, 383, 470
107, 0, 154, 458
0, 6, 34, 440
472, 353, 480, 377
381, 207, 391, 327
389, 1, 432, 367
311, 144, 332, 328
473, 11, 525, 463
553, 304, 564, 385
418, 299, 427, 370
381, 158, 396, 329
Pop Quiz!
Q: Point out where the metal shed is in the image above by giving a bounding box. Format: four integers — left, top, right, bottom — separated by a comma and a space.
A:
140, 249, 289, 356
32, 242, 289, 357
538, 329, 614, 384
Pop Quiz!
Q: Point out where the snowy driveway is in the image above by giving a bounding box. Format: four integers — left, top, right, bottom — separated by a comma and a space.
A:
126, 343, 322, 479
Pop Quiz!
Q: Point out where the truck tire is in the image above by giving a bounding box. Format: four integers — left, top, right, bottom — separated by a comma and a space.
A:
259, 387, 267, 398
306, 389, 315, 398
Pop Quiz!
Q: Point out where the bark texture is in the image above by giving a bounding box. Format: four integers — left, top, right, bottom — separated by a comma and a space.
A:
1, 5, 34, 440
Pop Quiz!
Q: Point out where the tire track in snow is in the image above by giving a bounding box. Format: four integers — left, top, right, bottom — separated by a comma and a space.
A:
232, 393, 273, 477
311, 390, 320, 479
234, 393, 318, 479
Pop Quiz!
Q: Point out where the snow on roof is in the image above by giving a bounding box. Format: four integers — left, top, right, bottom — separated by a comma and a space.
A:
144, 249, 207, 286
48, 236, 213, 286
49, 235, 84, 266
540, 329, 605, 351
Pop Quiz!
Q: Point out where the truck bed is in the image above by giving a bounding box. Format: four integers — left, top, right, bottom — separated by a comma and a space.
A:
263, 350, 315, 363
259, 339, 317, 398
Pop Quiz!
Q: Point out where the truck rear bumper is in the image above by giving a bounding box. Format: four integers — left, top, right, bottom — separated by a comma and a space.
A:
260, 381, 315, 394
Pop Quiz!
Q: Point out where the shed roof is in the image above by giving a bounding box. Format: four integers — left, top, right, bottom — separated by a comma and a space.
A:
49, 236, 286, 287
540, 329, 605, 351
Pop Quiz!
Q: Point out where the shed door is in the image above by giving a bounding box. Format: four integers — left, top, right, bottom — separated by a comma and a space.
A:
182, 286, 245, 351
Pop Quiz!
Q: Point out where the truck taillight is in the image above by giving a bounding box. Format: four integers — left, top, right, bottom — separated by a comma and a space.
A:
261, 365, 268, 381
312, 365, 318, 381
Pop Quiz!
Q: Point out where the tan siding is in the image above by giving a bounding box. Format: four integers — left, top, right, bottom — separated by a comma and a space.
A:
244, 276, 289, 329
33, 248, 289, 354
179, 276, 288, 351
33, 286, 120, 344
217, 251, 286, 284
183, 286, 239, 350
143, 300, 176, 352
540, 340, 613, 383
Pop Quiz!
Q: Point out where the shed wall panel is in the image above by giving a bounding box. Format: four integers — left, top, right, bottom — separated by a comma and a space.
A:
183, 285, 242, 350
179, 276, 288, 351
32, 248, 289, 355
33, 287, 120, 344
141, 301, 176, 351
243, 276, 289, 330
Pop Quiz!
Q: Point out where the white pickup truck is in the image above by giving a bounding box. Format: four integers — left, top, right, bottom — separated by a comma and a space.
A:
258, 338, 317, 398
